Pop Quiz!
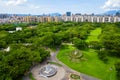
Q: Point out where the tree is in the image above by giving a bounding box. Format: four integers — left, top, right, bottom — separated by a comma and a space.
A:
73, 37, 88, 49
100, 24, 120, 57
0, 44, 50, 80
115, 62, 120, 80
88, 41, 102, 50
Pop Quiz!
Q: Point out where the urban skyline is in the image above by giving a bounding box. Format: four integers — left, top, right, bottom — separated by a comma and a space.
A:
0, 0, 120, 14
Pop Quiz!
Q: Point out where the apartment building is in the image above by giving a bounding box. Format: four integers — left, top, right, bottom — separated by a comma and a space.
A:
62, 15, 120, 23
0, 14, 120, 23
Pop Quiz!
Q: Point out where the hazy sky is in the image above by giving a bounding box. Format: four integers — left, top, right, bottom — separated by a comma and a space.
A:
0, 0, 120, 14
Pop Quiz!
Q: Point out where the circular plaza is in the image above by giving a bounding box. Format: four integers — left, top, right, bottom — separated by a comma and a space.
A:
31, 64, 66, 80
39, 64, 57, 78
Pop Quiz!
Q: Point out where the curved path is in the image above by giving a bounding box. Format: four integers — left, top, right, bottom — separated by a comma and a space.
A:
50, 47, 99, 80
23, 47, 99, 80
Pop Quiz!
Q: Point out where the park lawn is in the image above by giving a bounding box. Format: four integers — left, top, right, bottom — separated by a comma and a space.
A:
57, 45, 117, 80
86, 28, 102, 42
0, 31, 8, 38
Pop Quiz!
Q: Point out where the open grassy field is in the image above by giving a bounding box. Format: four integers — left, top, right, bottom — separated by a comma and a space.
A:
57, 28, 117, 80
86, 28, 102, 42
57, 45, 117, 80
0, 31, 8, 38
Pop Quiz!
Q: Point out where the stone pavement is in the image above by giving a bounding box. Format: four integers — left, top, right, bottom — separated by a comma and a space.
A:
23, 48, 100, 80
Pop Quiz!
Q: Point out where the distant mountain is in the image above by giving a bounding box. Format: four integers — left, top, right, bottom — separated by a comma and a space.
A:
103, 10, 120, 15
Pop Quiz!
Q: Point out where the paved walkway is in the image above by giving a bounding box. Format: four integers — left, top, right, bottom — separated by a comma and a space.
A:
50, 48, 99, 80
23, 47, 99, 80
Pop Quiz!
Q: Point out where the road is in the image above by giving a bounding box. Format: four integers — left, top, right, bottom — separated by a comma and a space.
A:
50, 47, 99, 80
23, 47, 100, 80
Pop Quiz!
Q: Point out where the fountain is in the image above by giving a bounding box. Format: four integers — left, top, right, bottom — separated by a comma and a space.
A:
39, 64, 57, 78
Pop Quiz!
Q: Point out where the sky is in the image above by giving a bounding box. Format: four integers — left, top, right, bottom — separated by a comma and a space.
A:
0, 0, 120, 14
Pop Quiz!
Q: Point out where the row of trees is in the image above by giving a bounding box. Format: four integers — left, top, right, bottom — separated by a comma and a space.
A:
0, 22, 98, 80
0, 44, 50, 80
0, 23, 49, 80
34, 22, 97, 49
98, 23, 120, 80
0, 22, 96, 48
97, 23, 120, 58
0, 22, 120, 80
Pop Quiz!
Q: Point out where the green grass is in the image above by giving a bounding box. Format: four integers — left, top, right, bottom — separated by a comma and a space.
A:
0, 31, 8, 38
57, 28, 117, 80
86, 28, 102, 42
57, 45, 117, 80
